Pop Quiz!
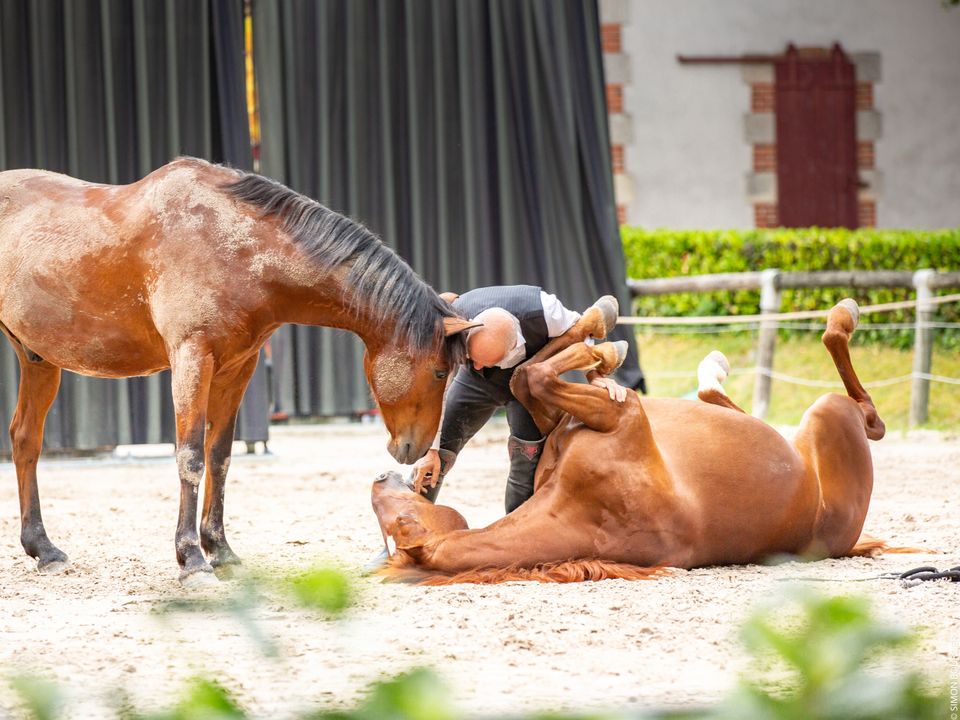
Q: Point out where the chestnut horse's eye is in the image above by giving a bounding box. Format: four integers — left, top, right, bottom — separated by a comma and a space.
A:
434, 369, 448, 381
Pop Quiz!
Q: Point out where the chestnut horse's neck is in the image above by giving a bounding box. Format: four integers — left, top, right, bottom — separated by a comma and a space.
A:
221, 170, 461, 359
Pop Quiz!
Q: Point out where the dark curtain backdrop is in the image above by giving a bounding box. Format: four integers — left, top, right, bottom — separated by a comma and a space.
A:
254, 0, 643, 418
0, 0, 269, 452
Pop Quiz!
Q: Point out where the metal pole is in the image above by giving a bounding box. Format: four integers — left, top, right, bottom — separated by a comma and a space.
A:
752, 269, 782, 420
909, 269, 935, 427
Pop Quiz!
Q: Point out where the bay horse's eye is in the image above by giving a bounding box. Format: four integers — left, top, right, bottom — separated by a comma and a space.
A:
434, 369, 448, 381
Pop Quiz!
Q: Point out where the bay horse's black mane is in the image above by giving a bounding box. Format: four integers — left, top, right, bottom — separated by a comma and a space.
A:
221, 170, 466, 364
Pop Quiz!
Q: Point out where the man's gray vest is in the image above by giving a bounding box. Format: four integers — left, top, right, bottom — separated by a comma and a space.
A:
452, 285, 550, 392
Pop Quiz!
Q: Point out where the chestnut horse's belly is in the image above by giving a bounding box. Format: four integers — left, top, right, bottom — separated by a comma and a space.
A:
644, 399, 819, 565
535, 399, 821, 568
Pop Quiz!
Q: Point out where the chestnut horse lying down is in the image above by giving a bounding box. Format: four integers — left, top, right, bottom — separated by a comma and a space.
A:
371, 299, 893, 584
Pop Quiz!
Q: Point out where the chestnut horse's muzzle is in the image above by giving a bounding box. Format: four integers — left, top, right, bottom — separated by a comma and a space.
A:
373, 470, 410, 489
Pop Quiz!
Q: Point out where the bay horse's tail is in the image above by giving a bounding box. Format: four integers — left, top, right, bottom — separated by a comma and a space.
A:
379, 556, 666, 585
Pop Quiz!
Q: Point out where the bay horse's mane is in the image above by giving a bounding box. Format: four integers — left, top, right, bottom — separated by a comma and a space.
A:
221, 169, 465, 363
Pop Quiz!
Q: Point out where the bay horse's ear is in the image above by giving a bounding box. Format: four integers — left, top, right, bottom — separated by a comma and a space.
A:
443, 317, 483, 337
439, 291, 459, 304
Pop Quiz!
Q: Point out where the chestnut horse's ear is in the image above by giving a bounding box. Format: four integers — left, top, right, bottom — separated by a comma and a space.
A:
443, 317, 483, 337
439, 291, 459, 304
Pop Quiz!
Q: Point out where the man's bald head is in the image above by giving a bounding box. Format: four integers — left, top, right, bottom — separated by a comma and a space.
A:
467, 308, 518, 370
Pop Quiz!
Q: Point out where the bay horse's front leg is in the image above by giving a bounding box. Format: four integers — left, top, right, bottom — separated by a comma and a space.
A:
10, 358, 67, 572
170, 340, 217, 585
200, 353, 260, 575
522, 341, 629, 434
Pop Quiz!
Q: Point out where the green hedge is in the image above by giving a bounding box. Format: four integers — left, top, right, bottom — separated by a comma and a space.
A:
621, 228, 960, 347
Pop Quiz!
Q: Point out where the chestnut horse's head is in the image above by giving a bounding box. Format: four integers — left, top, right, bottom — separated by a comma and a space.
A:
371, 471, 469, 552
364, 315, 478, 464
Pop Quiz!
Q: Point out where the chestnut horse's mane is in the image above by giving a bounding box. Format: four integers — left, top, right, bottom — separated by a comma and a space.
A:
380, 552, 666, 585
221, 169, 466, 363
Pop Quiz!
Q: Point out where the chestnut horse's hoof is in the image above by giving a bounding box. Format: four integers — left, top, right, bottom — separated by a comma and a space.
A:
836, 298, 860, 329
611, 340, 628, 368
586, 295, 619, 339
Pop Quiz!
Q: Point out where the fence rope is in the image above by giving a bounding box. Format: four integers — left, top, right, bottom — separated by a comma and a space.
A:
618, 292, 960, 326
640, 321, 960, 334
647, 367, 960, 389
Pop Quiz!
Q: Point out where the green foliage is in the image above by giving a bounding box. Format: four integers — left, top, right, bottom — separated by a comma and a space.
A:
5, 573, 949, 720
716, 587, 945, 720
131, 678, 247, 720
283, 567, 354, 616
8, 674, 64, 720
307, 668, 455, 720
621, 227, 960, 349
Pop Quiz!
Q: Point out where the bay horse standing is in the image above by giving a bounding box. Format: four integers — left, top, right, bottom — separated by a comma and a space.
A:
0, 157, 473, 583
372, 299, 891, 584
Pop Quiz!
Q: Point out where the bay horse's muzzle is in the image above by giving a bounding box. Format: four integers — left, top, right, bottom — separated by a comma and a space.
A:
387, 439, 424, 465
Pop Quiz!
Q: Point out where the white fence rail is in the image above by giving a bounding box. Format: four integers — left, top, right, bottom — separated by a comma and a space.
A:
623, 269, 960, 425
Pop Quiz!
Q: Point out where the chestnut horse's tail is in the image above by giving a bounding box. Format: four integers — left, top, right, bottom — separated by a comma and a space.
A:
378, 555, 666, 585
847, 532, 932, 558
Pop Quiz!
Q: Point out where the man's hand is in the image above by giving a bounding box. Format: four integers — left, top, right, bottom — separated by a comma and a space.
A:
590, 376, 628, 402
411, 448, 441, 494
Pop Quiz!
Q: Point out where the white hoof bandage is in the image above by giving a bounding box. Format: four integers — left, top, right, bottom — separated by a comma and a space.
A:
697, 351, 731, 395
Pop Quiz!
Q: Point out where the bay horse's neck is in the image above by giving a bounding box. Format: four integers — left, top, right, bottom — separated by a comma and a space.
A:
219, 168, 445, 357
276, 263, 391, 350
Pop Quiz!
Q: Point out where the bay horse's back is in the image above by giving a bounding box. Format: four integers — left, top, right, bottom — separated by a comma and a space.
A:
0, 159, 261, 378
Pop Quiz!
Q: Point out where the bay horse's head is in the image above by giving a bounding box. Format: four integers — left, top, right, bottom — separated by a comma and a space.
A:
363, 314, 477, 464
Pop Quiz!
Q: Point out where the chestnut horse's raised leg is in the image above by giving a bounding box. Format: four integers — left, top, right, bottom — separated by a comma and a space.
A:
794, 300, 885, 558
200, 354, 260, 574
520, 341, 630, 434
821, 299, 885, 440
696, 350, 746, 414
510, 296, 619, 435
170, 340, 217, 584
11, 358, 67, 572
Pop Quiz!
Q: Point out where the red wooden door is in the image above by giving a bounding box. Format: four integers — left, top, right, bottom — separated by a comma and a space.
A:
775, 44, 858, 228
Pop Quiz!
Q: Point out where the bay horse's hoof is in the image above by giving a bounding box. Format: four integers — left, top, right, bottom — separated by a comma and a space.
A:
37, 559, 70, 575
212, 561, 242, 580
179, 569, 220, 588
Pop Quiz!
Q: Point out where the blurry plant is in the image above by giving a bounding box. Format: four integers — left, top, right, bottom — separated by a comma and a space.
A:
6, 581, 948, 720
305, 668, 454, 720
154, 564, 356, 657
714, 586, 945, 720
128, 677, 247, 720
8, 673, 64, 720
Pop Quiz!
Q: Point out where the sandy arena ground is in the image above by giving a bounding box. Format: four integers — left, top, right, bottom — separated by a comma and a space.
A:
1, 420, 958, 718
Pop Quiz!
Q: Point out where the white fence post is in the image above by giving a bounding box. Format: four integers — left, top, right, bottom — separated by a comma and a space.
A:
909, 269, 935, 427
752, 269, 782, 420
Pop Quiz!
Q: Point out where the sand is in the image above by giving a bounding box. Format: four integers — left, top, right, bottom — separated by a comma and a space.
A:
1, 421, 957, 718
